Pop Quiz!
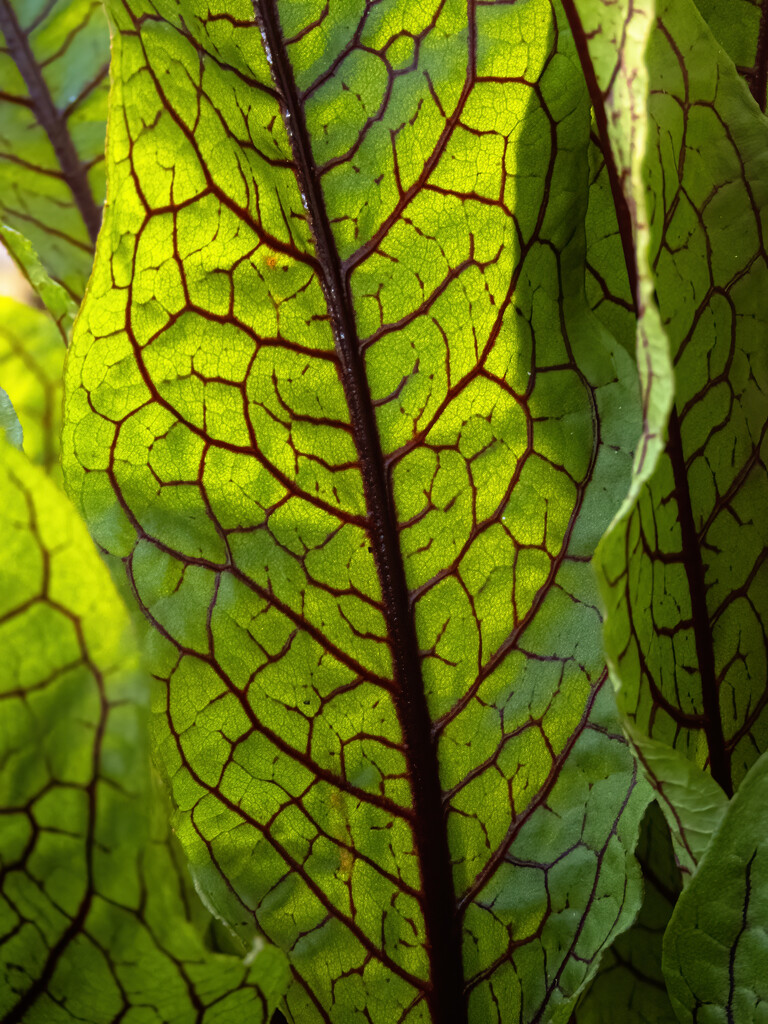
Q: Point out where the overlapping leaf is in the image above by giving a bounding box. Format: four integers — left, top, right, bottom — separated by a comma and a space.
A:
663, 749, 768, 1023
0, 435, 290, 1023
63, 0, 652, 1020
567, 0, 768, 830
0, 295, 64, 478
626, 729, 728, 883
690, 0, 767, 109
0, 0, 109, 301
572, 804, 680, 1024
0, 226, 78, 341
584, 124, 636, 356
0, 385, 23, 447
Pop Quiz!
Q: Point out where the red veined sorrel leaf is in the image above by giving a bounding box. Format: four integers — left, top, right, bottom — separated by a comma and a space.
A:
0, 0, 109, 302
571, 803, 680, 1024
566, 0, 768, 870
0, 435, 290, 1022
662, 748, 768, 1023
63, 1, 650, 1020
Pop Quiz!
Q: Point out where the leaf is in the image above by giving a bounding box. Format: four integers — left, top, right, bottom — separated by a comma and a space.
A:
584, 123, 636, 356
662, 748, 768, 1024
690, 0, 768, 109
0, 0, 109, 301
567, 0, 768, 810
63, 0, 652, 1019
0, 295, 65, 477
627, 727, 728, 883
571, 803, 680, 1024
0, 384, 23, 448
0, 224, 79, 342
0, 435, 290, 1022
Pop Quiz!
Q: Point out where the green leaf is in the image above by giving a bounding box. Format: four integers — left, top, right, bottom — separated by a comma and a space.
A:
0, 295, 65, 477
0, 384, 23, 448
627, 728, 728, 883
584, 123, 636, 356
0, 435, 290, 1022
572, 803, 680, 1024
662, 749, 768, 1023
0, 0, 109, 301
63, 0, 652, 1019
568, 0, 768, 807
690, 0, 768, 109
0, 224, 79, 341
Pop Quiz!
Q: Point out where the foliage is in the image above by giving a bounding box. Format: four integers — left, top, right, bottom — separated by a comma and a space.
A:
0, 0, 766, 1021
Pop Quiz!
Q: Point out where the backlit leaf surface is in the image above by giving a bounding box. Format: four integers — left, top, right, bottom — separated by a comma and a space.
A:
64, 0, 651, 1020
0, 0, 109, 300
0, 436, 290, 1022
0, 295, 65, 478
0, 225, 78, 342
567, 0, 768, 815
584, 124, 636, 356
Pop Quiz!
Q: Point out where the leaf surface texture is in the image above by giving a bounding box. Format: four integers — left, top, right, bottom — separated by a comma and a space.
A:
64, 0, 653, 1020
0, 436, 290, 1023
0, 0, 109, 300
662, 749, 768, 1023
568, 0, 768, 822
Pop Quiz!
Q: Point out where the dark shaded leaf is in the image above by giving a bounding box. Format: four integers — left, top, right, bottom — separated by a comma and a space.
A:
572, 803, 680, 1024
690, 0, 768, 109
663, 749, 768, 1023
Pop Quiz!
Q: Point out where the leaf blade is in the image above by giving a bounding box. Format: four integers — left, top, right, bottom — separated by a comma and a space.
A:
0, 436, 290, 1022
572, 804, 680, 1024
569, 0, 768, 842
662, 749, 768, 1023
0, 0, 109, 300
64, 1, 651, 1019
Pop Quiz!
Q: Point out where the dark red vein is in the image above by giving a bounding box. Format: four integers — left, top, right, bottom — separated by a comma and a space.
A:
727, 849, 755, 1022
667, 406, 731, 796
252, 2, 466, 1020
0, 481, 106, 1024
559, 0, 639, 313
0, 0, 101, 244
562, 0, 734, 797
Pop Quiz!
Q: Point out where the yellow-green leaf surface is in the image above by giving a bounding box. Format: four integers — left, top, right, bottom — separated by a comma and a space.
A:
662, 748, 768, 1023
0, 225, 78, 342
0, 295, 64, 478
63, 0, 651, 1020
567, 0, 768, 811
0, 435, 290, 1022
0, 0, 109, 301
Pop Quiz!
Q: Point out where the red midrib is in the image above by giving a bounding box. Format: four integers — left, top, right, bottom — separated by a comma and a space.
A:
251, 2, 467, 1020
